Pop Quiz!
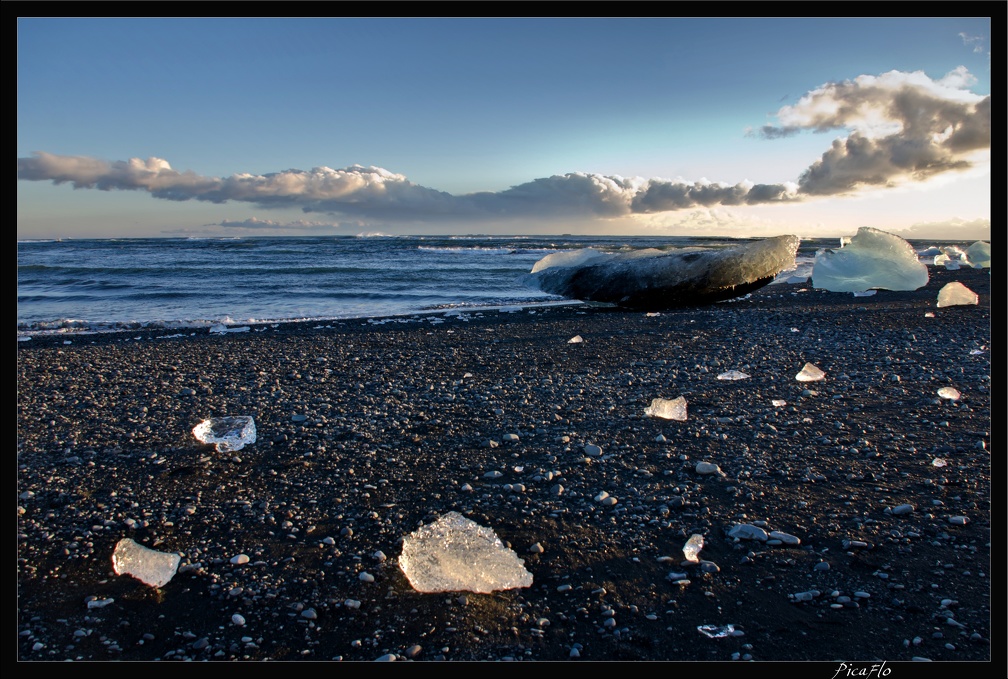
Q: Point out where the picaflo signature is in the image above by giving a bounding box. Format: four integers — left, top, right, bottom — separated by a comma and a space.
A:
832, 661, 891, 679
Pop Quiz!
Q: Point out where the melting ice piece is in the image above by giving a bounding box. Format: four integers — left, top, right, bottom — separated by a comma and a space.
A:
717, 370, 750, 381
795, 363, 825, 382
966, 241, 990, 268
936, 282, 978, 308
644, 396, 687, 421
772, 399, 787, 407
526, 235, 800, 310
682, 534, 704, 563
192, 416, 257, 452
697, 624, 736, 638
112, 538, 180, 588
398, 511, 533, 594
811, 227, 928, 292
937, 387, 961, 401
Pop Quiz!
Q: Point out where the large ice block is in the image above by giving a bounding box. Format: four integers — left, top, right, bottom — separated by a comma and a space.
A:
112, 537, 180, 588
966, 241, 990, 268
812, 227, 928, 292
192, 416, 257, 452
398, 511, 533, 594
526, 235, 800, 309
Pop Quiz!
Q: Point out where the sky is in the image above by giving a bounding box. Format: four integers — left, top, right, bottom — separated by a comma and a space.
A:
16, 17, 992, 240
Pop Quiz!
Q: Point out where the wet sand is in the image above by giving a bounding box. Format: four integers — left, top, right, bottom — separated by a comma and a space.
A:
17, 267, 992, 664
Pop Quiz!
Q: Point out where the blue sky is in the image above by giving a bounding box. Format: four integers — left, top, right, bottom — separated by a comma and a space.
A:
17, 17, 991, 239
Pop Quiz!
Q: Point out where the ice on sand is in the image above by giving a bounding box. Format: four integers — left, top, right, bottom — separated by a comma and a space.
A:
398, 511, 533, 593
192, 416, 257, 452
936, 282, 978, 308
717, 370, 750, 381
644, 396, 687, 421
697, 624, 737, 638
812, 227, 928, 293
966, 241, 990, 268
112, 538, 180, 588
795, 363, 825, 382
937, 387, 961, 401
682, 534, 704, 563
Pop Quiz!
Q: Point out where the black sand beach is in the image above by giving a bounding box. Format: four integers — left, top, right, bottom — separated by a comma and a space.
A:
17, 267, 992, 664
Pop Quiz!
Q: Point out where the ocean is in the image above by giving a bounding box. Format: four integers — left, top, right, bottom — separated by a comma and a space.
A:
16, 234, 970, 336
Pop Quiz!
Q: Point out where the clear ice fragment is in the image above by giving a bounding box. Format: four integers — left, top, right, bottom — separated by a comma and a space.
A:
812, 227, 928, 292
936, 282, 978, 308
112, 537, 180, 588
697, 624, 736, 638
937, 387, 961, 401
398, 511, 533, 594
192, 416, 257, 452
795, 363, 825, 382
644, 396, 687, 421
683, 534, 704, 563
717, 370, 750, 381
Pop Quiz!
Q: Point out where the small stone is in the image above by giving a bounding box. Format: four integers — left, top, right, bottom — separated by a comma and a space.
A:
695, 461, 721, 475
232, 613, 246, 626
359, 572, 375, 582
230, 554, 250, 565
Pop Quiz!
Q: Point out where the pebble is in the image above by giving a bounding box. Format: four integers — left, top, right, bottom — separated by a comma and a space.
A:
949, 516, 969, 525
729, 524, 769, 542
231, 614, 246, 626
359, 572, 375, 582
584, 444, 603, 457
891, 504, 915, 515
768, 531, 800, 546
230, 554, 250, 565
695, 461, 721, 475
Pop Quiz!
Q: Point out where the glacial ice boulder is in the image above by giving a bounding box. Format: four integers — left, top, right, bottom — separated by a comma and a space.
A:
811, 227, 928, 292
936, 282, 978, 308
966, 241, 990, 268
112, 538, 180, 588
398, 511, 533, 593
192, 416, 257, 452
526, 235, 800, 310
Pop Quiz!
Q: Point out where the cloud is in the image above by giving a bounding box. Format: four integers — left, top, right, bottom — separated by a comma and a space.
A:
17, 69, 989, 223
958, 32, 985, 54
756, 69, 990, 195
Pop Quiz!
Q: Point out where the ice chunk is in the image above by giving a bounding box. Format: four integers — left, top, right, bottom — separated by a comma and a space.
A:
697, 624, 737, 638
937, 387, 961, 401
644, 396, 687, 421
526, 235, 800, 310
192, 416, 257, 452
398, 511, 533, 593
717, 370, 750, 380
966, 241, 990, 268
934, 254, 961, 270
567, 335, 584, 344
936, 282, 978, 308
795, 363, 825, 382
682, 534, 704, 563
112, 538, 180, 588
811, 227, 928, 292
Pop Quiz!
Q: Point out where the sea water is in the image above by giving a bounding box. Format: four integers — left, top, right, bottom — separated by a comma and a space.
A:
16, 234, 966, 336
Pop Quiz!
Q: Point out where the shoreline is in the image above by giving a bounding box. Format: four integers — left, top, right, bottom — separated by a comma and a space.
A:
17, 268, 992, 662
